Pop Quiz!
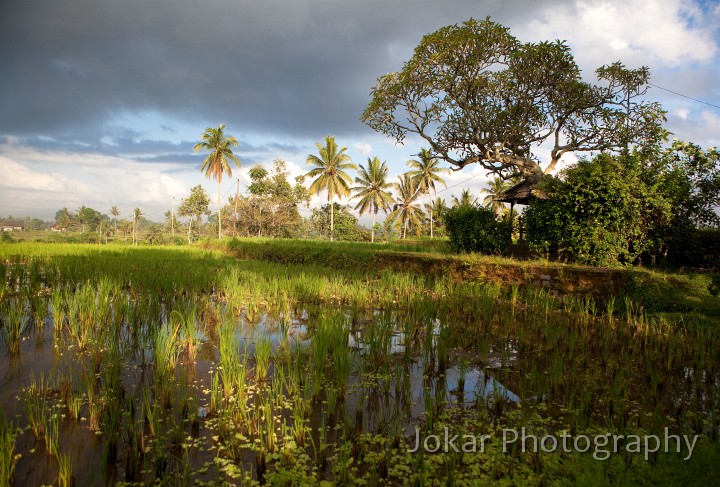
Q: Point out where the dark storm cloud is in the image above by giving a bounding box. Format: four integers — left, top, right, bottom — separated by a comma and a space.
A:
0, 0, 554, 145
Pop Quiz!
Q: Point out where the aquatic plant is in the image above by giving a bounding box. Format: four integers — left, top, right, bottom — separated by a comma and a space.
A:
0, 410, 19, 487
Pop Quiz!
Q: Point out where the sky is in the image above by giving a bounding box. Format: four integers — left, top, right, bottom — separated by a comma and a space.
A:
1, 0, 719, 225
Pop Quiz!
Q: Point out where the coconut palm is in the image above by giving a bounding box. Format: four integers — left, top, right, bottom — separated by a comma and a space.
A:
424, 197, 447, 230
483, 176, 510, 215
305, 136, 357, 241
110, 205, 120, 235
388, 173, 425, 238
194, 123, 241, 239
451, 189, 477, 208
132, 208, 143, 245
350, 157, 394, 243
406, 148, 449, 237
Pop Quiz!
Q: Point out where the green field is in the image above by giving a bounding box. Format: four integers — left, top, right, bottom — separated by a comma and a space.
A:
0, 241, 719, 486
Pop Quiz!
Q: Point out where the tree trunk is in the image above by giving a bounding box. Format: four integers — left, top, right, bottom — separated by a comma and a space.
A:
329, 193, 334, 241
429, 209, 434, 238
403, 217, 407, 239
218, 181, 222, 239
371, 211, 376, 243
234, 178, 239, 237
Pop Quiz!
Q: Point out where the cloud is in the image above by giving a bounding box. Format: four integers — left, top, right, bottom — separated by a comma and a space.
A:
0, 143, 190, 219
354, 142, 372, 156
522, 0, 718, 71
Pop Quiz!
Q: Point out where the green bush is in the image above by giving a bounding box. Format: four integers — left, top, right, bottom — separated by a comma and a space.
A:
525, 154, 671, 266
444, 205, 511, 254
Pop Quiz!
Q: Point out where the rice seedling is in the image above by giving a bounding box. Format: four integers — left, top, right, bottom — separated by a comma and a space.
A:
44, 413, 60, 457
254, 332, 272, 382
153, 318, 182, 378
2, 298, 28, 354
24, 373, 50, 439
0, 410, 20, 487
57, 451, 73, 487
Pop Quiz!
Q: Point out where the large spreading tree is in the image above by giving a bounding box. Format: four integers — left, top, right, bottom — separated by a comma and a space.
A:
361, 17, 665, 182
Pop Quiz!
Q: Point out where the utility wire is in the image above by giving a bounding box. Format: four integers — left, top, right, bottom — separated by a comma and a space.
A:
648, 83, 720, 111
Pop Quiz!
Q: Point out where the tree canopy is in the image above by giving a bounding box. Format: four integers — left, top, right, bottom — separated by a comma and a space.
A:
361, 17, 666, 181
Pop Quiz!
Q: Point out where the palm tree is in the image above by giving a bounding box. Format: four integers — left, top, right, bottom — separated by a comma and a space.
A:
407, 148, 449, 238
350, 157, 394, 243
451, 189, 477, 208
194, 123, 241, 239
424, 197, 447, 230
483, 176, 510, 215
110, 205, 120, 235
305, 136, 357, 241
388, 173, 425, 238
132, 208, 143, 245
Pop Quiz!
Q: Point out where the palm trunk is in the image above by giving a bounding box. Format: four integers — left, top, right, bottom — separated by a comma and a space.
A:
371, 210, 376, 243
218, 181, 222, 239
403, 216, 407, 239
329, 193, 334, 241
429, 209, 434, 238
234, 179, 239, 237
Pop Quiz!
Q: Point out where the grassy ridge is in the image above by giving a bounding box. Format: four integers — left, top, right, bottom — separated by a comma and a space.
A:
205, 237, 720, 326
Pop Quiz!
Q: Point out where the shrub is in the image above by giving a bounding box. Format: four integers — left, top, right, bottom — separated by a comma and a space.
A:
444, 205, 511, 254
525, 154, 671, 266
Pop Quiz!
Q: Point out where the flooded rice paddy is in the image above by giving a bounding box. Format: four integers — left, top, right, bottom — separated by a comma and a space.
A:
0, 245, 719, 486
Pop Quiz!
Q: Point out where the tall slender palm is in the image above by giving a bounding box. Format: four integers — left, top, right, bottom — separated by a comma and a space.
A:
483, 176, 510, 215
194, 123, 241, 239
305, 136, 357, 241
406, 148, 449, 238
388, 173, 425, 238
350, 157, 394, 243
424, 197, 447, 230
451, 189, 477, 208
110, 205, 120, 235
132, 208, 143, 245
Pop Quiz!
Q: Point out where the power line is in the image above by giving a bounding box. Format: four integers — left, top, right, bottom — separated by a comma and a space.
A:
648, 83, 720, 111
414, 171, 485, 202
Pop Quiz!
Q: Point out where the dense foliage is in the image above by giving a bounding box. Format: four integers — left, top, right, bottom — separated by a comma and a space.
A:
311, 203, 368, 241
525, 154, 672, 266
444, 205, 511, 254
225, 160, 310, 238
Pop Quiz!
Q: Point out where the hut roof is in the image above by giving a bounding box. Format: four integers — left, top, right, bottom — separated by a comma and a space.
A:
494, 179, 546, 205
